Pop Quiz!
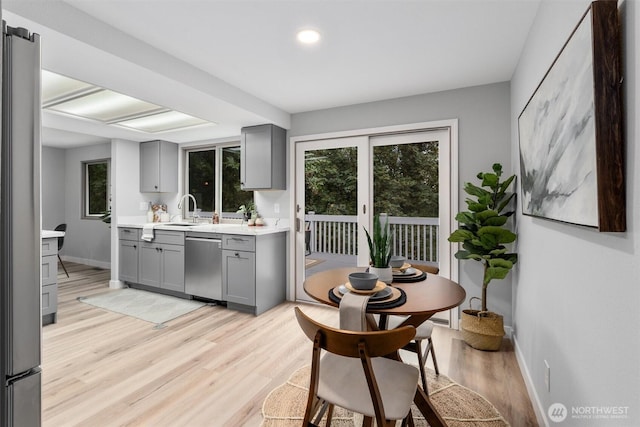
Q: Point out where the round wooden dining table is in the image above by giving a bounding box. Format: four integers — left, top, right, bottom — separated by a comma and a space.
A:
303, 267, 466, 427
304, 267, 466, 327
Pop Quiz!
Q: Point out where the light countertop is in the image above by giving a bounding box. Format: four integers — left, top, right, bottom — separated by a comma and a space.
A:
117, 222, 288, 236
42, 230, 65, 238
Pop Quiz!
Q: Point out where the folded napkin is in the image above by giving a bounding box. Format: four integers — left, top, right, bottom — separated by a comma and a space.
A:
339, 292, 371, 331
141, 224, 155, 242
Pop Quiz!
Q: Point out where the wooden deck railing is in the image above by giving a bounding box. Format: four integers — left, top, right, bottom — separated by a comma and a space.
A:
305, 214, 439, 263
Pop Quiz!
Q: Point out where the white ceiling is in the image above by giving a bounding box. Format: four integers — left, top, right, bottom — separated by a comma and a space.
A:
3, 0, 540, 148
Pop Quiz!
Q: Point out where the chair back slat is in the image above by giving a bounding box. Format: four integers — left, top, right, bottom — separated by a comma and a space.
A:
294, 307, 415, 358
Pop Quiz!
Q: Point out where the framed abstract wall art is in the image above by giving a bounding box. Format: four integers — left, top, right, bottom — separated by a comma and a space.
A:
518, 0, 625, 232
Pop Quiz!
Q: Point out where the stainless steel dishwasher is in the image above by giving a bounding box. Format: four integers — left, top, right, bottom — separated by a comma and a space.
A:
185, 233, 222, 300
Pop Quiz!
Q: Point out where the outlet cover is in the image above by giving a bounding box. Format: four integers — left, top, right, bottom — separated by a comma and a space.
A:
544, 360, 550, 392
274, 203, 280, 213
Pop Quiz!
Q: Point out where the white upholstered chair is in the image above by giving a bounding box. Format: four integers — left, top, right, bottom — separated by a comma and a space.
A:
294, 307, 419, 427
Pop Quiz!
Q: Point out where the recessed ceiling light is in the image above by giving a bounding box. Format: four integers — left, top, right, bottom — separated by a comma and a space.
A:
297, 29, 320, 44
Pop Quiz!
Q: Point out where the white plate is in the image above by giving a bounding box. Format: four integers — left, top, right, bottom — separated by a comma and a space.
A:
338, 284, 393, 301
392, 267, 417, 277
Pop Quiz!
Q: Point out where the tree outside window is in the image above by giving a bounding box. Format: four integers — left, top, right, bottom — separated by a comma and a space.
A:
83, 160, 110, 219
185, 145, 253, 216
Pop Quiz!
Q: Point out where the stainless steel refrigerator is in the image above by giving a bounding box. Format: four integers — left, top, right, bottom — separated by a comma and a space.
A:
0, 22, 42, 427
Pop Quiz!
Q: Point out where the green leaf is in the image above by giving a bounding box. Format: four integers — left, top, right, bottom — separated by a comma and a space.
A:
477, 226, 516, 244
488, 258, 513, 269
455, 211, 476, 225
467, 201, 487, 212
479, 233, 497, 249
475, 210, 498, 223
484, 215, 508, 226
464, 182, 491, 199
492, 163, 503, 176
448, 229, 474, 242
484, 266, 512, 285
481, 173, 499, 189
497, 192, 516, 214
502, 253, 518, 264
499, 174, 515, 193
489, 248, 507, 256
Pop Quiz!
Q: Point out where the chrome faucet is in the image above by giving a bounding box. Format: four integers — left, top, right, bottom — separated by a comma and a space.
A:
177, 194, 198, 223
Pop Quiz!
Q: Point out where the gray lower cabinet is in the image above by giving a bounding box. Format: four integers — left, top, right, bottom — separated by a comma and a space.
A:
223, 249, 256, 306
119, 227, 140, 283
222, 233, 286, 315
41, 237, 58, 324
138, 242, 185, 293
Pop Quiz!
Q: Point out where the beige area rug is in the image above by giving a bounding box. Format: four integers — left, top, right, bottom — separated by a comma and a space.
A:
305, 258, 325, 269
261, 365, 509, 427
78, 288, 205, 327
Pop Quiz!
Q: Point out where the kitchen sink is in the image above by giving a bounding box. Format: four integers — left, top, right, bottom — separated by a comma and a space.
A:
162, 222, 199, 227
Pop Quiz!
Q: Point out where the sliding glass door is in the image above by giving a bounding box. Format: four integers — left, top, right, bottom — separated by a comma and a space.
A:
295, 127, 454, 310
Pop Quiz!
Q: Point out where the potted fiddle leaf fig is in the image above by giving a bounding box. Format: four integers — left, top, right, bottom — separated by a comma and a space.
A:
448, 163, 517, 351
364, 214, 393, 284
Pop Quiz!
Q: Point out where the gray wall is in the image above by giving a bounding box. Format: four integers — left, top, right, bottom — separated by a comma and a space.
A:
289, 82, 514, 324
62, 142, 112, 267
41, 146, 66, 231
510, 1, 639, 425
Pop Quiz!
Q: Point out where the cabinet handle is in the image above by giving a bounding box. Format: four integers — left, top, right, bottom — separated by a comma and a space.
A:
235, 252, 240, 257
123, 229, 131, 233
133, 245, 137, 249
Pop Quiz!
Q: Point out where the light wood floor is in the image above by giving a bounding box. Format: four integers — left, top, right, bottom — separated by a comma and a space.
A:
43, 262, 538, 426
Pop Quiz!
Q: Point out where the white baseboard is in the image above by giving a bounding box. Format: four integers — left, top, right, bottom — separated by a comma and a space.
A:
109, 279, 125, 289
513, 335, 548, 427
61, 255, 110, 270
504, 325, 513, 339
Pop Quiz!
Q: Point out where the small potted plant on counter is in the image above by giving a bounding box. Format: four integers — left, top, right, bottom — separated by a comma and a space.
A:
237, 202, 256, 223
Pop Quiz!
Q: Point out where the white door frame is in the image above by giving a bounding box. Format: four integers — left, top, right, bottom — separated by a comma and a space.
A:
288, 119, 459, 327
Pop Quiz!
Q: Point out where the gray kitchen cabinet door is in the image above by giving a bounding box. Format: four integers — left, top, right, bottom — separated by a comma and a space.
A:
138, 242, 162, 288
140, 140, 178, 193
41, 284, 57, 316
119, 240, 139, 283
223, 249, 256, 306
160, 244, 185, 293
41, 255, 57, 286
240, 124, 286, 190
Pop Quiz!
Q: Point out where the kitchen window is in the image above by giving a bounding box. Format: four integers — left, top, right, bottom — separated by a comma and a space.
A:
185, 145, 253, 216
82, 159, 110, 219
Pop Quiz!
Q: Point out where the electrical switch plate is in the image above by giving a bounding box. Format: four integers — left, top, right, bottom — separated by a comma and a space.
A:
544, 360, 550, 392
274, 203, 280, 213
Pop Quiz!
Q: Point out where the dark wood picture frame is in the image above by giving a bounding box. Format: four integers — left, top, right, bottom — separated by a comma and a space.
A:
518, 0, 625, 232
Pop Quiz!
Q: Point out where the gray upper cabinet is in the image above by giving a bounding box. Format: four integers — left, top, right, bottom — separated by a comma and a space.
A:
140, 140, 178, 193
240, 124, 286, 190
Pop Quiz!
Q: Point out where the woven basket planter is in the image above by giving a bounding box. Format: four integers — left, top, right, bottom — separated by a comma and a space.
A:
460, 309, 505, 351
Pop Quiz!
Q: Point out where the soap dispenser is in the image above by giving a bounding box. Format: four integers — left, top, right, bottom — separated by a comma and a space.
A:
146, 202, 154, 223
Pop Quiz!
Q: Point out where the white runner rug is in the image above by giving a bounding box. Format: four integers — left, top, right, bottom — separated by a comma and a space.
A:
79, 288, 206, 326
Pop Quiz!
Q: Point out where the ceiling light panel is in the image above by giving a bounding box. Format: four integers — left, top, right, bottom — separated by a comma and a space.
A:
115, 110, 214, 133
46, 89, 167, 122
41, 70, 97, 105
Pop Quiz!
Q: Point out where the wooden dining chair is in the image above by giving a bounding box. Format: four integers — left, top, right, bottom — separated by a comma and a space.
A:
389, 263, 440, 393
294, 307, 419, 427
